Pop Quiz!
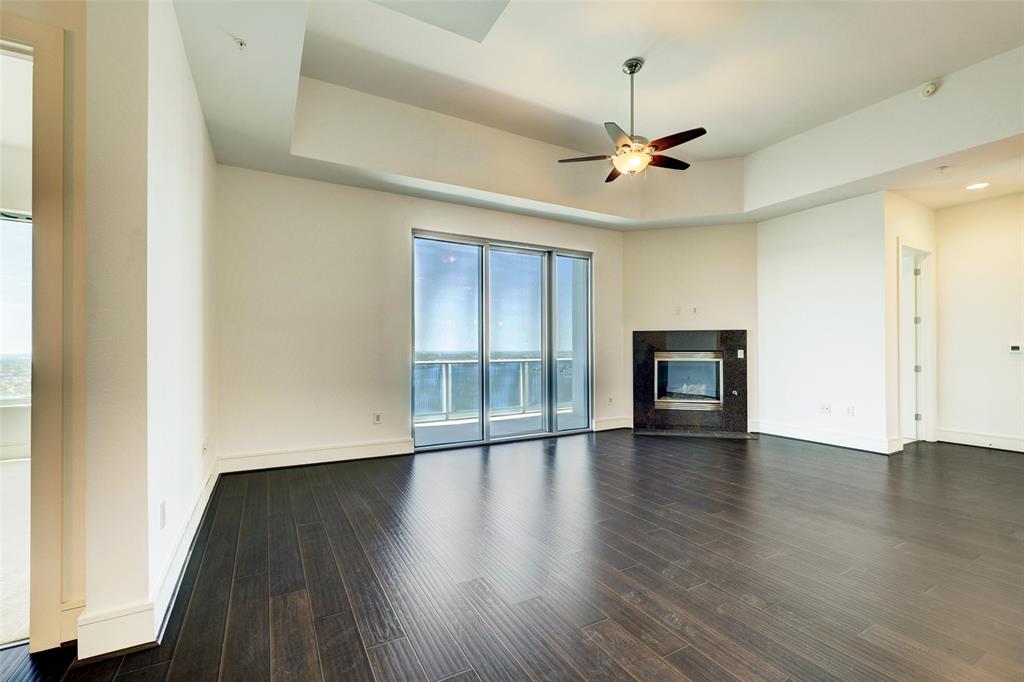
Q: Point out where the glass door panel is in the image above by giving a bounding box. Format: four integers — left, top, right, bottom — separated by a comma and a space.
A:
488, 249, 545, 439
413, 238, 483, 447
555, 255, 590, 431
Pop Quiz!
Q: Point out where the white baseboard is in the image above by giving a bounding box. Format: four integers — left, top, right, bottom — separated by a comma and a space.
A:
217, 437, 415, 473
76, 601, 156, 660
756, 419, 893, 454
150, 459, 221, 640
936, 428, 1024, 453
594, 417, 632, 431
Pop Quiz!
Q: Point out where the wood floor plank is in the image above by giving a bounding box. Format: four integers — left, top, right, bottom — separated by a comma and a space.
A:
581, 619, 690, 682
165, 495, 244, 681
512, 597, 633, 681
269, 590, 321, 682
268, 470, 305, 597
234, 471, 269, 578
313, 611, 375, 682
220, 572, 271, 682
459, 577, 584, 681
296, 522, 351, 619
366, 638, 429, 682
311, 484, 406, 646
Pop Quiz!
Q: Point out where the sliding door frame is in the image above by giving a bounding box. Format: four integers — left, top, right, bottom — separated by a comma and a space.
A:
412, 230, 593, 451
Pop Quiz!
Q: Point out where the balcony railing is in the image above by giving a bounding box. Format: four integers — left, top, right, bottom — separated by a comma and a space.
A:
414, 357, 575, 423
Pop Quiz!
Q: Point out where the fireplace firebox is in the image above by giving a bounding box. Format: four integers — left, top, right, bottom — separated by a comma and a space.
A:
633, 330, 749, 438
654, 351, 723, 410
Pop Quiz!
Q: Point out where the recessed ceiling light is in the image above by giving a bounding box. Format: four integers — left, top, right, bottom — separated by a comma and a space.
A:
965, 182, 990, 191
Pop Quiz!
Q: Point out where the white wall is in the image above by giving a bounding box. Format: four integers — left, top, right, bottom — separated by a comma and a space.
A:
145, 0, 217, 628
622, 224, 759, 428
757, 193, 893, 453
81, 0, 152, 657
212, 165, 629, 469
936, 192, 1024, 451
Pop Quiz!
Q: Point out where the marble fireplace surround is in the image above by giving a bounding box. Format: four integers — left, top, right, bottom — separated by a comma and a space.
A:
633, 330, 750, 437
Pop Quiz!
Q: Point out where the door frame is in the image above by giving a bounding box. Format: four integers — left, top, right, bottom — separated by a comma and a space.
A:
411, 230, 594, 450
897, 242, 937, 446
1, 14, 65, 652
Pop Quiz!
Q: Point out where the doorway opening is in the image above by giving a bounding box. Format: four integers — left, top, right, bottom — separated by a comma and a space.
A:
1, 47, 33, 646
412, 233, 592, 448
900, 245, 932, 444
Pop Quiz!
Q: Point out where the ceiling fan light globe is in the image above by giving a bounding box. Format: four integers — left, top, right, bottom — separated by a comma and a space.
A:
612, 149, 652, 175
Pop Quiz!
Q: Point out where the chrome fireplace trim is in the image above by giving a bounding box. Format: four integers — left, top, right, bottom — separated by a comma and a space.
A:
654, 351, 724, 411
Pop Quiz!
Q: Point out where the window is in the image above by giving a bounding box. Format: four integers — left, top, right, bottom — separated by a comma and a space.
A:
413, 234, 591, 447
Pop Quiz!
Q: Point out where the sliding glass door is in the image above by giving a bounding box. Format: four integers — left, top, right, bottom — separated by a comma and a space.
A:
413, 234, 590, 448
413, 238, 483, 447
488, 248, 546, 438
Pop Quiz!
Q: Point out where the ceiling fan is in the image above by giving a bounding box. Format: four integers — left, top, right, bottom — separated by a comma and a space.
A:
558, 58, 706, 183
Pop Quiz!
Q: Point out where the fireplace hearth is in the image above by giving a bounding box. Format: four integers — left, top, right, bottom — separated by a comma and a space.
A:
633, 330, 749, 437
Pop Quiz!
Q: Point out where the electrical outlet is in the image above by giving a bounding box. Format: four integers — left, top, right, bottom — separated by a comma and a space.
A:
159, 501, 166, 530
373, 412, 383, 425
846, 406, 855, 417
674, 305, 681, 315
821, 404, 832, 415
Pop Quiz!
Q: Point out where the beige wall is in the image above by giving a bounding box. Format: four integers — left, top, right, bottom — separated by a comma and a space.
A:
622, 224, 759, 428
212, 165, 629, 468
936, 192, 1024, 451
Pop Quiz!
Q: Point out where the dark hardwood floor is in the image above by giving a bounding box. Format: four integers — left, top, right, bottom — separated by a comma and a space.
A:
61, 431, 1024, 681
0, 642, 76, 682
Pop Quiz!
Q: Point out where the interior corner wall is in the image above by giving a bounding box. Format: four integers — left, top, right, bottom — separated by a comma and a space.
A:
621, 224, 759, 430
935, 192, 1024, 452
145, 0, 218, 628
211, 164, 628, 468
757, 192, 892, 453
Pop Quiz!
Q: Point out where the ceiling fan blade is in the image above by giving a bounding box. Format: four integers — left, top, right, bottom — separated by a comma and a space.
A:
604, 122, 630, 148
605, 167, 621, 183
649, 127, 707, 152
558, 155, 610, 163
649, 155, 691, 171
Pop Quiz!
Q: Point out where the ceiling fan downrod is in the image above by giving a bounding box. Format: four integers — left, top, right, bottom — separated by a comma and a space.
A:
623, 58, 644, 138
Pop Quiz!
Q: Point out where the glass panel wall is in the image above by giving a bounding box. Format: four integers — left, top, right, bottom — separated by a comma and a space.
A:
488, 249, 545, 438
413, 234, 590, 448
555, 255, 590, 431
412, 238, 483, 447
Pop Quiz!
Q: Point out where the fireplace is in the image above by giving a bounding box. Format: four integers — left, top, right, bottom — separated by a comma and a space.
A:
654, 351, 723, 411
633, 330, 749, 437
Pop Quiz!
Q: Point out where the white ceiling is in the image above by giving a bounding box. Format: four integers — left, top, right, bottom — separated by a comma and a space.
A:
895, 154, 1024, 209
302, 1, 1024, 160
1, 52, 32, 149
